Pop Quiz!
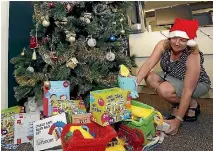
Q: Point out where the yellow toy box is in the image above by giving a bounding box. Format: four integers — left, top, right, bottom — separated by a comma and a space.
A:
89, 87, 132, 126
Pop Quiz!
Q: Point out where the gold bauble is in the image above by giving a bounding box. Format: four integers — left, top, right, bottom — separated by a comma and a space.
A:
44, 81, 50, 89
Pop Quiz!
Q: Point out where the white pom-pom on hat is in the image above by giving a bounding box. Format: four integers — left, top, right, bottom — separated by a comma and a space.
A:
187, 39, 197, 47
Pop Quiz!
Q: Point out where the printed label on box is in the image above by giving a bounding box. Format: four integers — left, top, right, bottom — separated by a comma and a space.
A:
33, 113, 67, 151
14, 112, 40, 144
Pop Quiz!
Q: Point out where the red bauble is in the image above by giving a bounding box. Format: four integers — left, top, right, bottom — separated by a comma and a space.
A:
65, 3, 73, 12
49, 2, 55, 8
44, 37, 49, 43
30, 36, 38, 49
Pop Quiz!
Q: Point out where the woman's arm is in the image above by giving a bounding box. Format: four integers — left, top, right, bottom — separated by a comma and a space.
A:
136, 40, 166, 84
176, 52, 201, 119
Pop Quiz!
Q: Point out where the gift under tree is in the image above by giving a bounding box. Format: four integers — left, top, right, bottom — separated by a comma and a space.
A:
10, 1, 136, 107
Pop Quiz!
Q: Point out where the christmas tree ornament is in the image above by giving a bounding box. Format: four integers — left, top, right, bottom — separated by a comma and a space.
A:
32, 49, 37, 60
81, 13, 92, 24
21, 51, 25, 56
68, 36, 76, 42
50, 52, 58, 61
42, 19, 50, 27
87, 37, 96, 47
106, 51, 115, 61
43, 54, 52, 65
109, 35, 116, 42
21, 48, 25, 56
66, 57, 79, 69
44, 81, 51, 89
120, 29, 125, 34
119, 18, 124, 22
27, 66, 34, 72
120, 24, 125, 34
61, 17, 68, 25
30, 36, 38, 49
49, 2, 55, 8
65, 3, 73, 12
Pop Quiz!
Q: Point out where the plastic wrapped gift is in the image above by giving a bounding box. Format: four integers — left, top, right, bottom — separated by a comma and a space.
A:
118, 75, 139, 99
90, 87, 132, 126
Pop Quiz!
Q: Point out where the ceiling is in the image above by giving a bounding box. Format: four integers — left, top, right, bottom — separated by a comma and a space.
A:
144, 1, 198, 11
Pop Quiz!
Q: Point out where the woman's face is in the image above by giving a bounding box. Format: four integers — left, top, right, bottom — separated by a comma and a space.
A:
170, 37, 188, 52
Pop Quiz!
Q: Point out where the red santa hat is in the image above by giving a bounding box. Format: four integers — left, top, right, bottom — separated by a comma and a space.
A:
168, 18, 199, 47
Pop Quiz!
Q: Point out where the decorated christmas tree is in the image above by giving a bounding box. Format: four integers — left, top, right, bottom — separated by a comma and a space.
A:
10, 1, 136, 106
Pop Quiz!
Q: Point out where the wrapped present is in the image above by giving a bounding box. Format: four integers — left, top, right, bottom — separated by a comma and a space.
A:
90, 87, 132, 126
43, 81, 70, 117
52, 99, 87, 123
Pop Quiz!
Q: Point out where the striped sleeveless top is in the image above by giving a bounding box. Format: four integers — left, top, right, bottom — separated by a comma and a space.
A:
160, 49, 211, 86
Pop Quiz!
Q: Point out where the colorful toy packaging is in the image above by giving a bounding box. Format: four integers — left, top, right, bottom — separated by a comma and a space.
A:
33, 113, 67, 151
43, 81, 70, 117
52, 99, 87, 123
1, 106, 24, 150
90, 87, 132, 126
14, 112, 40, 144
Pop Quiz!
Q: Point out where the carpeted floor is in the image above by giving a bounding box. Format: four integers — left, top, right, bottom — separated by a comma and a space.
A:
2, 93, 213, 151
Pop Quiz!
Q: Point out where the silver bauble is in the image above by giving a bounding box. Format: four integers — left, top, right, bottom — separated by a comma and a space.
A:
87, 38, 96, 47
106, 52, 115, 61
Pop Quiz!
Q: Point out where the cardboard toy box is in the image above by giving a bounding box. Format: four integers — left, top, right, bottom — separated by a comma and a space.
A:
43, 81, 70, 117
52, 99, 87, 123
89, 87, 132, 126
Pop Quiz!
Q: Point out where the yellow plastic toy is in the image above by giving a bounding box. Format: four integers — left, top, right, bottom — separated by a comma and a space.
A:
69, 126, 94, 139
131, 105, 163, 126
119, 64, 130, 77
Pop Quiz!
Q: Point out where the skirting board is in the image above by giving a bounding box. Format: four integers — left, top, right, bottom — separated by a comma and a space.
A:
138, 85, 213, 98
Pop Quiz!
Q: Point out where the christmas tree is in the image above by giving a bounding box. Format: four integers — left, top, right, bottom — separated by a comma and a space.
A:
10, 1, 136, 106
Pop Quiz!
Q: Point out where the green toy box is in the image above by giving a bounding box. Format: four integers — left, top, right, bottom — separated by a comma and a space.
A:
89, 87, 132, 126
124, 100, 163, 144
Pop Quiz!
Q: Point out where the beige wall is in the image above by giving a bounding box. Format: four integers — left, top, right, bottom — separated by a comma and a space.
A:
129, 27, 213, 90
1, 1, 9, 109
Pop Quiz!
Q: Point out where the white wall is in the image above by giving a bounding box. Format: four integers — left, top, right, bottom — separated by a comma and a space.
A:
1, 1, 10, 109
129, 27, 213, 89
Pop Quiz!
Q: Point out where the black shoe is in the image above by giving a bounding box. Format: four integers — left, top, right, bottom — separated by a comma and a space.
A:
165, 106, 179, 120
184, 102, 200, 122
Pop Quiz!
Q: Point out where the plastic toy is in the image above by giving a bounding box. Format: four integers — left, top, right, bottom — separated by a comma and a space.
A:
117, 124, 144, 151
118, 75, 139, 99
69, 126, 93, 139
123, 100, 163, 144
61, 122, 118, 151
119, 64, 130, 77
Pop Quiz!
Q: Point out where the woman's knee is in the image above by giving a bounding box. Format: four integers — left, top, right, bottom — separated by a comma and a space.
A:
145, 71, 162, 87
157, 82, 175, 98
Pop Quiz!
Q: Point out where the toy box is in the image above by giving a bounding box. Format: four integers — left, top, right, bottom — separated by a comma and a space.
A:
43, 81, 70, 117
123, 100, 163, 144
52, 99, 87, 123
33, 113, 67, 151
90, 87, 131, 126
14, 112, 40, 144
1, 106, 24, 150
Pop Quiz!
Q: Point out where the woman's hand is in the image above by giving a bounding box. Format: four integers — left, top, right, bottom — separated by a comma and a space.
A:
164, 118, 182, 135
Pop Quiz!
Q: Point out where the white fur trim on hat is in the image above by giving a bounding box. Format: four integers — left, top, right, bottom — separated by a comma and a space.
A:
187, 39, 196, 47
168, 30, 189, 39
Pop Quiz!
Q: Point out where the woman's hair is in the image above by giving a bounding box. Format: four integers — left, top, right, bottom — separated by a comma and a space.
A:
163, 39, 200, 54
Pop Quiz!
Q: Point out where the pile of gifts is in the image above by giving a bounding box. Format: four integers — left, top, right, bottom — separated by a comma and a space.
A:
1, 65, 169, 151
